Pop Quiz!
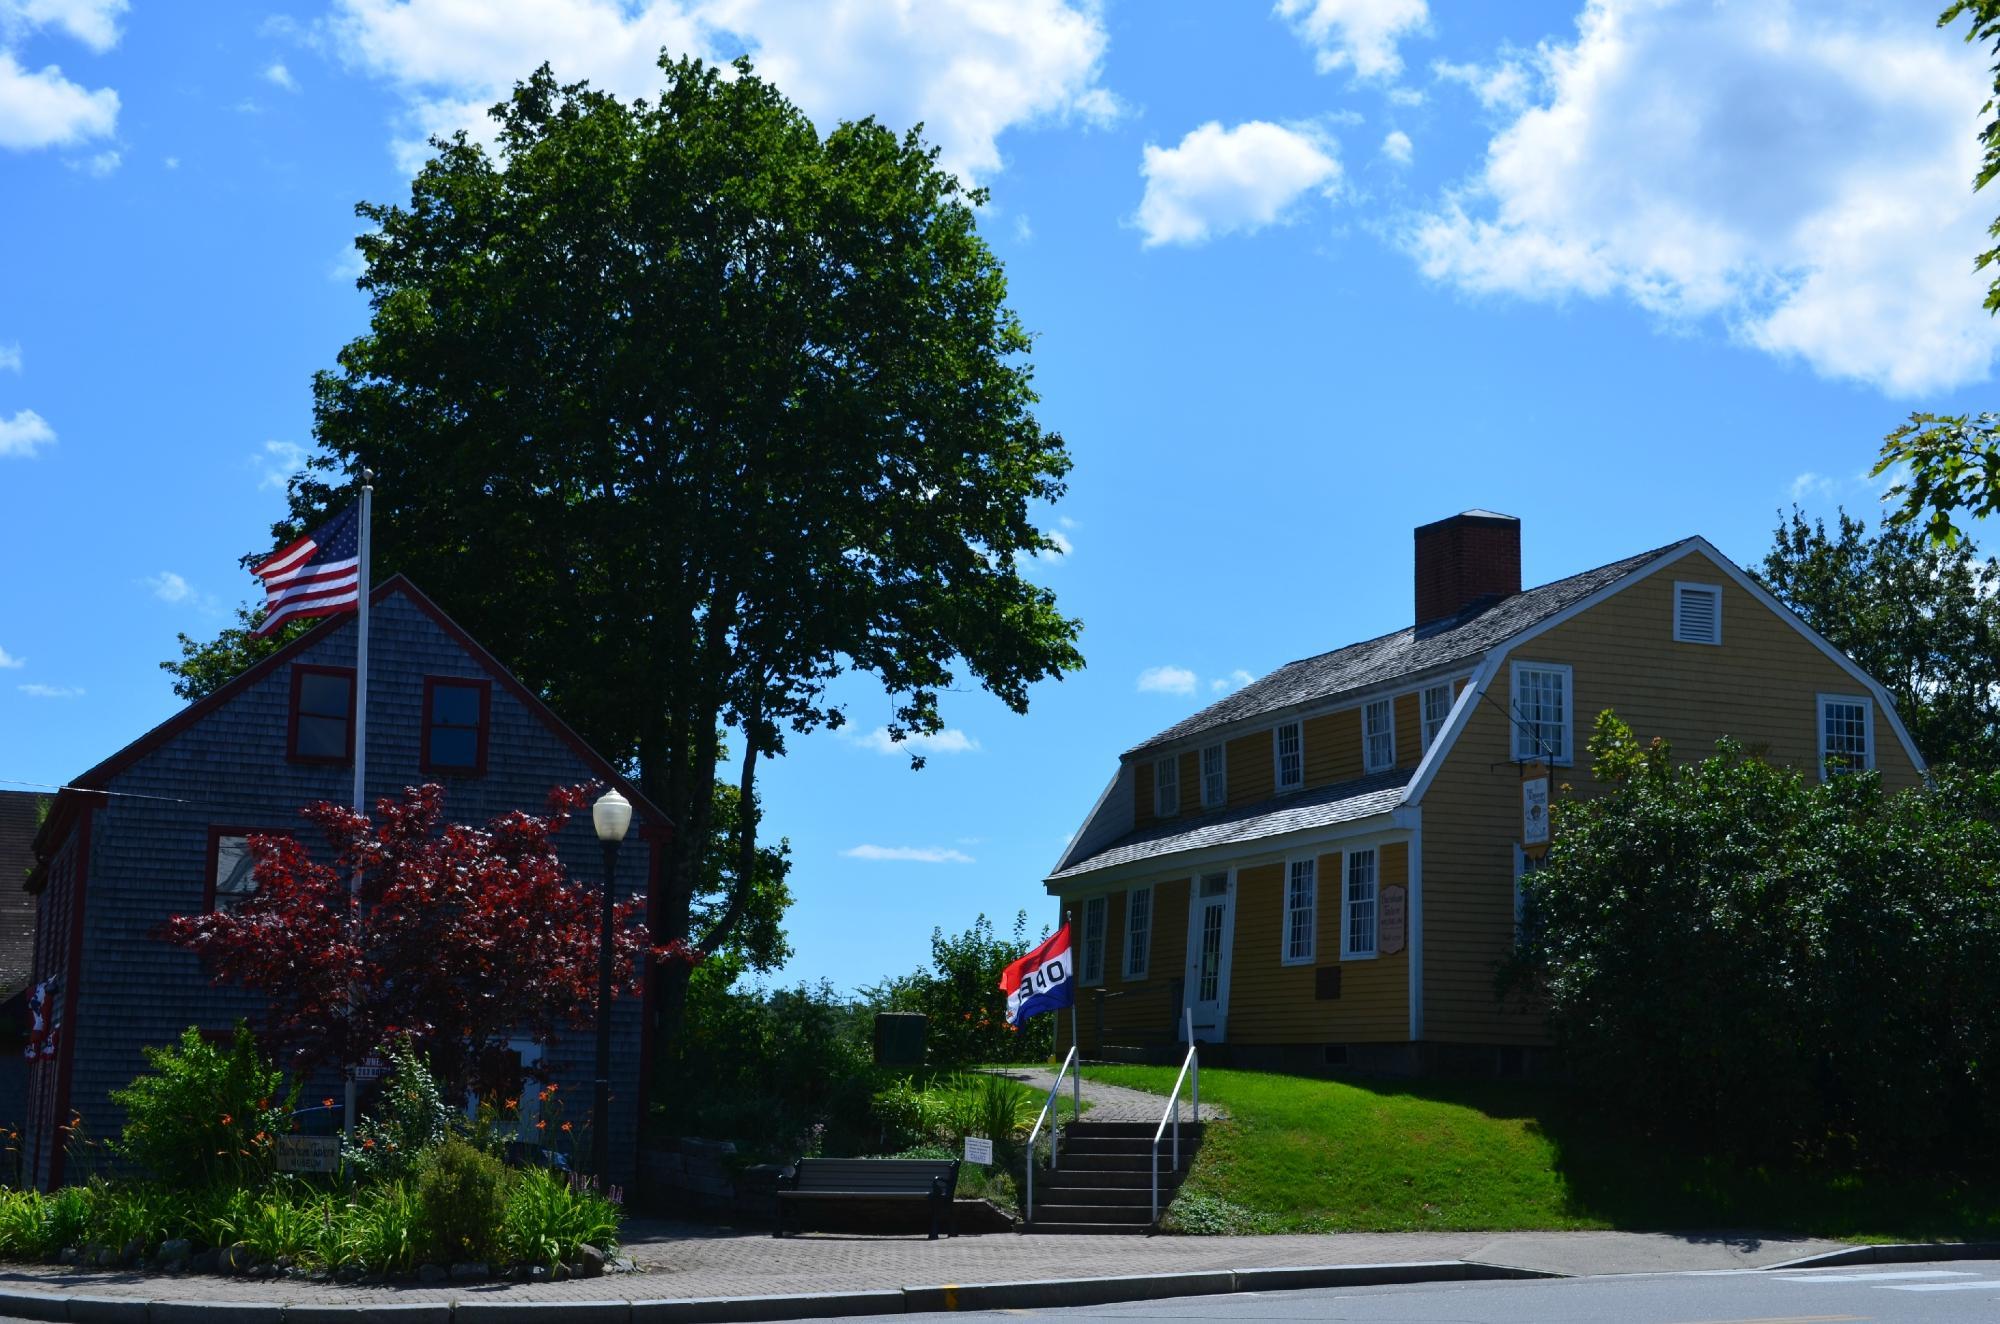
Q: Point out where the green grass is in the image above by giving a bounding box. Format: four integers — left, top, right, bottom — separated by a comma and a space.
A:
1086, 1064, 2000, 1240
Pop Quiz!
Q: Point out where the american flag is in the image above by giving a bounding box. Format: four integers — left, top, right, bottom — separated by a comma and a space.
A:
252, 504, 362, 637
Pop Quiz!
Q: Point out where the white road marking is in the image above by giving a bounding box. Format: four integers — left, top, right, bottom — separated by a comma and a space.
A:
1775, 1270, 1975, 1282
1885, 1280, 2000, 1292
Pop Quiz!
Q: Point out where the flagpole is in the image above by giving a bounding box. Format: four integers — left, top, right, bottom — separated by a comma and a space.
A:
343, 470, 373, 1144
1070, 999, 1079, 1122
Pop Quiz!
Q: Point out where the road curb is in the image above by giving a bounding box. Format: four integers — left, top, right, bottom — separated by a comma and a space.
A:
1763, 1242, 2000, 1271
0, 1260, 1562, 1321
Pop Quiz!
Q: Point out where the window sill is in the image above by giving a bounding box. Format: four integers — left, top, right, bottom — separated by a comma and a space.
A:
1279, 954, 1315, 968
1341, 950, 1379, 962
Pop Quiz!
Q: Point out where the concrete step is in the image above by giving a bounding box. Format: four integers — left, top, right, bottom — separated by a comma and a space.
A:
1022, 1220, 1150, 1235
1033, 1202, 1156, 1226
1044, 1168, 1183, 1190
1050, 1152, 1189, 1173
1064, 1121, 1207, 1141
1040, 1187, 1160, 1208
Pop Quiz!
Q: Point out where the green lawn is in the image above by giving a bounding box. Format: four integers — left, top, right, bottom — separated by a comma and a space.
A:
1085, 1064, 2000, 1240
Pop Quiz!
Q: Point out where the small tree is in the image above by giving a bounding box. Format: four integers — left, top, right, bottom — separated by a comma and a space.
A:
868, 912, 1054, 1069
164, 783, 691, 1098
111, 1024, 295, 1188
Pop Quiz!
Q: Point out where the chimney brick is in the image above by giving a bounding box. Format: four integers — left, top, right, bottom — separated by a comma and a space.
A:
1414, 511, 1521, 628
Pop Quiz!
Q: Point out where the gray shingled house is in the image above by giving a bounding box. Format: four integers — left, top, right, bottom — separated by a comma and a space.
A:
23, 577, 665, 1189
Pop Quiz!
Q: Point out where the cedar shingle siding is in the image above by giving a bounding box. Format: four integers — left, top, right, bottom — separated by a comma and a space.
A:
25, 583, 654, 1188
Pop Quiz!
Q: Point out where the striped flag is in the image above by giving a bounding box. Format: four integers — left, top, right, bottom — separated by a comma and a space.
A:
252, 504, 362, 637
999, 924, 1075, 1026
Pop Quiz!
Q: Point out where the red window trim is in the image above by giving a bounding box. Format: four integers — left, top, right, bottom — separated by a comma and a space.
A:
202, 824, 293, 912
287, 664, 356, 766
420, 676, 493, 776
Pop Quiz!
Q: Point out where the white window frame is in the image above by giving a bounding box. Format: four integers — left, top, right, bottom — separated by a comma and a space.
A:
1364, 698, 1395, 774
1153, 755, 1179, 817
1421, 682, 1454, 750
1123, 885, 1153, 980
1342, 847, 1378, 960
1200, 743, 1227, 809
1080, 895, 1108, 986
1280, 856, 1317, 966
1673, 581, 1724, 646
1510, 661, 1574, 766
1272, 720, 1305, 792
1817, 693, 1874, 779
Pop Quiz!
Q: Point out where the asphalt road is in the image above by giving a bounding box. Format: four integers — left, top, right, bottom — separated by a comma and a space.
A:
878, 1259, 2000, 1324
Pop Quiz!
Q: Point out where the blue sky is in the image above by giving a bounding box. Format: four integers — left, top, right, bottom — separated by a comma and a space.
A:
4, 0, 1998, 993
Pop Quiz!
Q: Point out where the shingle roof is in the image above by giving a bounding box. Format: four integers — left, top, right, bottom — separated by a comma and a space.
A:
1048, 769, 1413, 882
1124, 539, 1690, 758
0, 792, 45, 996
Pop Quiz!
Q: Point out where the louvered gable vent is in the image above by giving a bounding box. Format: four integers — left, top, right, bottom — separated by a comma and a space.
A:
1674, 582, 1721, 645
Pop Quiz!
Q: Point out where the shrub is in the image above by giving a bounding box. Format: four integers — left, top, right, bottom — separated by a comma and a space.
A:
415, 1138, 507, 1263
344, 1182, 423, 1274
0, 1191, 49, 1259
866, 913, 1055, 1069
83, 1180, 190, 1257
110, 1025, 293, 1188
345, 1041, 456, 1180
499, 1167, 619, 1269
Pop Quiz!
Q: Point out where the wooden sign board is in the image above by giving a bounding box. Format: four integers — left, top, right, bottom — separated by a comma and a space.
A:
1379, 884, 1407, 956
276, 1136, 340, 1174
1521, 760, 1550, 859
962, 1136, 993, 1166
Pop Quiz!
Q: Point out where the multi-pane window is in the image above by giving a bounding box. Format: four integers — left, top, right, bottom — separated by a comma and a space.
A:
1081, 896, 1108, 984
1200, 743, 1226, 808
1124, 886, 1152, 979
1512, 663, 1571, 763
289, 665, 355, 763
1422, 683, 1454, 749
1274, 720, 1304, 791
1364, 698, 1395, 773
1154, 755, 1179, 817
211, 834, 257, 912
1344, 848, 1378, 958
1195, 875, 1227, 1003
1282, 857, 1316, 965
424, 678, 489, 774
1819, 695, 1871, 777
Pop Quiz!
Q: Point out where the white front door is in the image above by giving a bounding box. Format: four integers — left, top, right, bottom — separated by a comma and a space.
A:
1183, 871, 1236, 1043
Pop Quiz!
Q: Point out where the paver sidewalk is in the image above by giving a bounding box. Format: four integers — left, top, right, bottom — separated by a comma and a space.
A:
0, 1222, 1850, 1310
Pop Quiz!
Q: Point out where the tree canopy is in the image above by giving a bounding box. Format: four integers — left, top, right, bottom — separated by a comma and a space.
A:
1755, 506, 2000, 769
168, 56, 1081, 1046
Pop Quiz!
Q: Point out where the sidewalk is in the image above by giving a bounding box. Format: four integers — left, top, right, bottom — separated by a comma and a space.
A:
0, 1221, 1852, 1317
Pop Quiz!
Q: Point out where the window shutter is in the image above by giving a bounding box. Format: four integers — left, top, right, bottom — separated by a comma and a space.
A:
1675, 583, 1721, 644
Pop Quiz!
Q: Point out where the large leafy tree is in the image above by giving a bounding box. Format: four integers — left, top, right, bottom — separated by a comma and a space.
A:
172, 58, 1081, 1054
1754, 507, 2000, 769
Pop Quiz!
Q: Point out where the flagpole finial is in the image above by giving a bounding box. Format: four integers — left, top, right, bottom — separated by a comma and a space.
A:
361, 467, 375, 487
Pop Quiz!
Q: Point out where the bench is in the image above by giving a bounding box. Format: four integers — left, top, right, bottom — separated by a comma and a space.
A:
774, 1157, 961, 1239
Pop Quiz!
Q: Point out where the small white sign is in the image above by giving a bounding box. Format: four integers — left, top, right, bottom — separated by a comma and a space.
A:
353, 1055, 387, 1082
962, 1136, 993, 1166
276, 1136, 341, 1173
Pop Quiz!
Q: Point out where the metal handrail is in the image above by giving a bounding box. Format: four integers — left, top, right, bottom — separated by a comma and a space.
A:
1024, 1045, 1080, 1224
1150, 1009, 1200, 1223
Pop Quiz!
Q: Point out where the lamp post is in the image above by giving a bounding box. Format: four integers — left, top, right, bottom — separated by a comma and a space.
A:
590, 787, 633, 1186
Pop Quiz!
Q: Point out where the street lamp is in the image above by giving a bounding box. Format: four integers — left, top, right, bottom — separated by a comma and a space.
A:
590, 787, 632, 1186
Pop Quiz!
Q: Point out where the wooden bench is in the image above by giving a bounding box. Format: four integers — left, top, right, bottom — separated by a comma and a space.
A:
774, 1157, 961, 1239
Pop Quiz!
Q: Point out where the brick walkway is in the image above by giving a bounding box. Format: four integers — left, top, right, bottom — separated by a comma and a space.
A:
985, 1065, 1228, 1123
0, 1222, 1848, 1308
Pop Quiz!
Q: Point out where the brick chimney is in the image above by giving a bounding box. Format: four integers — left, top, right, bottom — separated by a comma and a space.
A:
1414, 510, 1521, 629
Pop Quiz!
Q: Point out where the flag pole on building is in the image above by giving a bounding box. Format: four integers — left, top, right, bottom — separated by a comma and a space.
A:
343, 470, 373, 1143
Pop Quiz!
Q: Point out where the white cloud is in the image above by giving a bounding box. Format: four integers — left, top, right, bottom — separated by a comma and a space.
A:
1013, 213, 1033, 243
142, 571, 192, 603
18, 683, 82, 698
0, 50, 117, 149
254, 439, 310, 489
0, 408, 54, 457
328, 0, 1115, 183
1209, 668, 1256, 693
1408, 0, 2000, 397
1788, 471, 1838, 504
841, 843, 974, 864
2, 0, 128, 53
1432, 56, 1532, 112
67, 145, 116, 175
1275, 0, 1429, 80
263, 61, 299, 92
0, 343, 17, 372
0, 645, 22, 668
162, 154, 177, 169
1381, 129, 1411, 164
1136, 120, 1340, 247
847, 726, 982, 756
1137, 665, 1197, 696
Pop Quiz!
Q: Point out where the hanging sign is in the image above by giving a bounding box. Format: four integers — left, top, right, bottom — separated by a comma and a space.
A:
1521, 759, 1550, 859
1379, 884, 1407, 956
962, 1136, 993, 1166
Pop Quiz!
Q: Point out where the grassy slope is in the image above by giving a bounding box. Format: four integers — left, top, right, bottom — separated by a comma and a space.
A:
1087, 1064, 2000, 1239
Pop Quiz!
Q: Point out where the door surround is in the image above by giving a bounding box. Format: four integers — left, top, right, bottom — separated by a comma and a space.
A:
1182, 869, 1237, 1044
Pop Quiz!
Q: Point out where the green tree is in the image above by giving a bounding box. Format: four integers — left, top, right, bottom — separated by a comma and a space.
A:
165, 58, 1081, 1052
867, 911, 1054, 1068
1754, 506, 2000, 768
1504, 710, 2000, 1169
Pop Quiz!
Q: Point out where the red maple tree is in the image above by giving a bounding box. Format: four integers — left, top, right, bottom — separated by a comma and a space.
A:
165, 782, 695, 1096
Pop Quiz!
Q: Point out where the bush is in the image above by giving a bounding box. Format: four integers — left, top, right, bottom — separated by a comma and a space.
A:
499, 1167, 619, 1269
867, 913, 1055, 1070
345, 1181, 423, 1274
1506, 711, 2000, 1170
345, 1041, 456, 1180
415, 1138, 507, 1263
110, 1025, 294, 1188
